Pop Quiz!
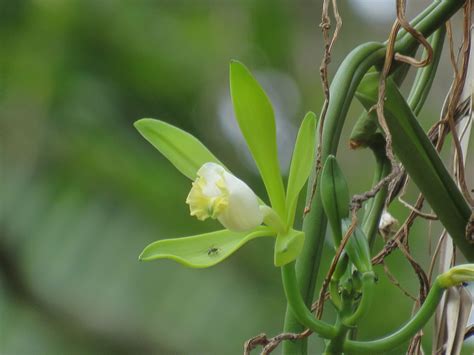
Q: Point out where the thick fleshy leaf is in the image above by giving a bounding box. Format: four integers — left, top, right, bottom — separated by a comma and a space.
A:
356, 73, 474, 261
139, 226, 273, 268
134, 118, 223, 180
274, 229, 305, 267
229, 60, 286, 216
286, 112, 317, 225
320, 155, 350, 245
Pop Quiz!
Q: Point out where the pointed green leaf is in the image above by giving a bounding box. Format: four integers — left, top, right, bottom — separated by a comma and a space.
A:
134, 118, 223, 180
341, 218, 372, 273
286, 112, 317, 225
320, 155, 350, 245
229, 60, 286, 216
356, 73, 474, 261
139, 227, 273, 268
274, 229, 305, 267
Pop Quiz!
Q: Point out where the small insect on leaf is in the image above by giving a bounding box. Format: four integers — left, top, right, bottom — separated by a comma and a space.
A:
139, 227, 273, 268
207, 246, 220, 256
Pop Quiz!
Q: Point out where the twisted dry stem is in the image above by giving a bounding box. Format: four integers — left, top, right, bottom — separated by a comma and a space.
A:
305, 0, 342, 216
244, 332, 309, 355
394, 0, 434, 67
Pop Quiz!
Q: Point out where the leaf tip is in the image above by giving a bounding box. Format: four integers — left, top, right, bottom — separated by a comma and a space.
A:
138, 247, 152, 261
229, 59, 250, 80
305, 111, 317, 120
133, 118, 153, 132
323, 155, 337, 172
229, 58, 243, 67
304, 111, 317, 130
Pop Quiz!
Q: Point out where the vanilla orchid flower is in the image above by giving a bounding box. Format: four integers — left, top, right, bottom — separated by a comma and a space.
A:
135, 61, 316, 268
186, 162, 263, 232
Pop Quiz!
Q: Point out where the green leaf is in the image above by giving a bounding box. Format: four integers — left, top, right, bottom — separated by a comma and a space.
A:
134, 118, 223, 180
286, 112, 317, 226
341, 218, 372, 273
320, 155, 350, 245
356, 73, 474, 261
139, 227, 272, 268
274, 229, 305, 267
229, 60, 286, 216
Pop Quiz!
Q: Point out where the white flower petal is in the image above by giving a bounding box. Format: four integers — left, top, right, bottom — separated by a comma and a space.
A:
217, 171, 263, 231
197, 162, 226, 197
186, 162, 263, 231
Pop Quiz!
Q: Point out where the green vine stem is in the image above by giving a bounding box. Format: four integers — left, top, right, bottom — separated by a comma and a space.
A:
407, 27, 446, 115
360, 136, 391, 248
282, 1, 467, 353
324, 316, 350, 354
342, 278, 445, 353
283, 41, 385, 355
281, 262, 337, 339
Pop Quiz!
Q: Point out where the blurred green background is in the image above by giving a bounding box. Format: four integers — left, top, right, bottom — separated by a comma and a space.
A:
1, 0, 472, 354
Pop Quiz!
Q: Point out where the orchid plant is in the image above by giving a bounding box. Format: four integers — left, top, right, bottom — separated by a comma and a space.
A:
134, 1, 474, 352
136, 60, 316, 268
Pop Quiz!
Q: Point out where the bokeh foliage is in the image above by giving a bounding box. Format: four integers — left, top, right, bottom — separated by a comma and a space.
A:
1, 1, 470, 353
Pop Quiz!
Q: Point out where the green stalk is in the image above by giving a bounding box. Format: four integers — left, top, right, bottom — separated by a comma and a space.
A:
282, 1, 466, 353
324, 317, 350, 354
281, 263, 337, 339
361, 136, 391, 248
343, 279, 445, 353
283, 42, 386, 355
407, 26, 446, 115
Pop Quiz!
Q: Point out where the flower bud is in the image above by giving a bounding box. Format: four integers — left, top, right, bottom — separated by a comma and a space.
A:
378, 210, 398, 238
438, 264, 474, 288
186, 162, 263, 232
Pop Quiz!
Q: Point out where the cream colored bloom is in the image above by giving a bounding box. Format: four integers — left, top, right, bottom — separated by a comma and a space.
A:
186, 162, 263, 231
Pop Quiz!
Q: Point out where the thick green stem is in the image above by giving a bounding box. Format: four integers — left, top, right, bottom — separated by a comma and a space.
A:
281, 263, 337, 339
343, 279, 445, 353
282, 42, 385, 355
325, 317, 350, 354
